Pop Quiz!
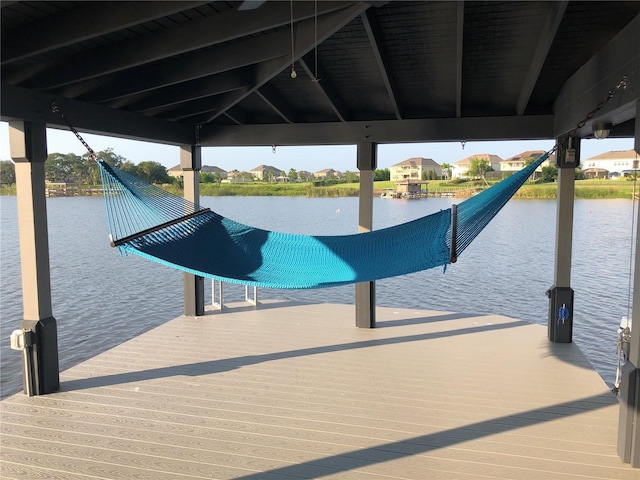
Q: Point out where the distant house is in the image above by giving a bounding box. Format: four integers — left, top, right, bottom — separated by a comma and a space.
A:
297, 170, 312, 181
451, 153, 503, 179
499, 150, 553, 178
225, 170, 253, 183
167, 165, 228, 179
251, 165, 283, 181
582, 149, 639, 178
390, 157, 441, 181
314, 168, 342, 179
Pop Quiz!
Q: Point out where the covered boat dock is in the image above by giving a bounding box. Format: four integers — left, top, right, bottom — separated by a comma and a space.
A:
1, 0, 640, 473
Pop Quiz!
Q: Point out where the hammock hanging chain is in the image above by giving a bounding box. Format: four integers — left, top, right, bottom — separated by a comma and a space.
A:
565, 76, 627, 139
51, 103, 97, 162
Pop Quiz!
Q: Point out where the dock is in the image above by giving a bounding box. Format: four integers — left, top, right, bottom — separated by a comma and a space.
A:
1, 301, 636, 479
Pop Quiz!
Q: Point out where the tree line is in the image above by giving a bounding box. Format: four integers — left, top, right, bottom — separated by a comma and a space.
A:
0, 148, 173, 186
0, 148, 394, 186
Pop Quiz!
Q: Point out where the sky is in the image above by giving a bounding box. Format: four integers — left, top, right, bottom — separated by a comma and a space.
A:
1, 121, 636, 173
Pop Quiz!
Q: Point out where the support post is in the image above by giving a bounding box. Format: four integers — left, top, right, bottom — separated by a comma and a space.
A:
548, 137, 579, 343
618, 105, 640, 467
355, 142, 377, 328
10, 120, 59, 395
180, 144, 204, 316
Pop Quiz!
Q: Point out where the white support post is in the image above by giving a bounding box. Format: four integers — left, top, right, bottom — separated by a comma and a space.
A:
211, 280, 224, 310
245, 285, 258, 306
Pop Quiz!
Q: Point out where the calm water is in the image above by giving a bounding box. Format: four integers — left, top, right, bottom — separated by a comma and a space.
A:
1, 195, 636, 398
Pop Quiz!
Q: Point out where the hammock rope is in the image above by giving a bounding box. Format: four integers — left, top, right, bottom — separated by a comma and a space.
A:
96, 151, 551, 289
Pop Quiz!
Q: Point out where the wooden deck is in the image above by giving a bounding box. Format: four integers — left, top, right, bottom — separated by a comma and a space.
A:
1, 301, 637, 479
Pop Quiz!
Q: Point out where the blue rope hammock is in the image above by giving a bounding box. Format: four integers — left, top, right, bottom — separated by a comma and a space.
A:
98, 152, 550, 289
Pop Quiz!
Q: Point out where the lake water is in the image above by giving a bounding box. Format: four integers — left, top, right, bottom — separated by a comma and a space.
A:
1, 195, 636, 398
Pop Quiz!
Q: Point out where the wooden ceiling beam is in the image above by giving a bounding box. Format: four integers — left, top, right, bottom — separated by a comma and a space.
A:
516, 1, 567, 116
553, 14, 640, 138
162, 91, 248, 122
299, 53, 349, 122
361, 8, 401, 119
0, 84, 194, 145
455, 1, 464, 118
256, 84, 298, 124
12, 1, 353, 89
117, 69, 253, 114
205, 3, 369, 124
60, 29, 291, 103
200, 114, 554, 146
1, 2, 208, 65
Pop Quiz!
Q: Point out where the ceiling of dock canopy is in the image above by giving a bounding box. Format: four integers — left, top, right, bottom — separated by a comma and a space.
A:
1, 1, 639, 148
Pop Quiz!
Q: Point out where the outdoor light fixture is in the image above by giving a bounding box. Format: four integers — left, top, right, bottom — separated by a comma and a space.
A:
593, 122, 612, 139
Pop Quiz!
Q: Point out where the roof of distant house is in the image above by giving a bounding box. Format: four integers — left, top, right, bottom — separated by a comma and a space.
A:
454, 153, 503, 165
586, 149, 638, 161
250, 164, 282, 173
168, 165, 227, 174
501, 150, 546, 163
392, 157, 440, 167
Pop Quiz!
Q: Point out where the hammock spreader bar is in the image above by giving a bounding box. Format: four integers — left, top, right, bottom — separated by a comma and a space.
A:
97, 151, 551, 289
110, 208, 211, 247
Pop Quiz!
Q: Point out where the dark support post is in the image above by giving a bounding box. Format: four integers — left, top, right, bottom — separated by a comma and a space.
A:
618, 104, 640, 467
10, 120, 59, 395
449, 204, 458, 263
548, 136, 579, 343
355, 141, 377, 328
180, 144, 204, 316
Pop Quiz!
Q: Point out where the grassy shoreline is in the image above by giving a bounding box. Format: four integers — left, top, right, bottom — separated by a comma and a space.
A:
1, 179, 638, 199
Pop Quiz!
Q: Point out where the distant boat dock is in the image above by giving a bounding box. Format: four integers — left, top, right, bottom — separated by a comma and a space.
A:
379, 181, 482, 199
45, 182, 103, 197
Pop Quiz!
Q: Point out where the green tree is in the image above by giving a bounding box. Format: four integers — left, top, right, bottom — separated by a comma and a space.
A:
343, 171, 359, 183
374, 168, 390, 181
441, 163, 452, 180
93, 148, 127, 169
200, 172, 215, 183
119, 160, 138, 176
212, 172, 223, 186
137, 161, 171, 184
0, 160, 16, 185
45, 152, 82, 182
288, 168, 298, 182
468, 157, 491, 178
540, 165, 558, 182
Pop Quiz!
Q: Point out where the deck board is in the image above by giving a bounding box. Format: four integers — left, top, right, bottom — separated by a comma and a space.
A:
1, 301, 638, 479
